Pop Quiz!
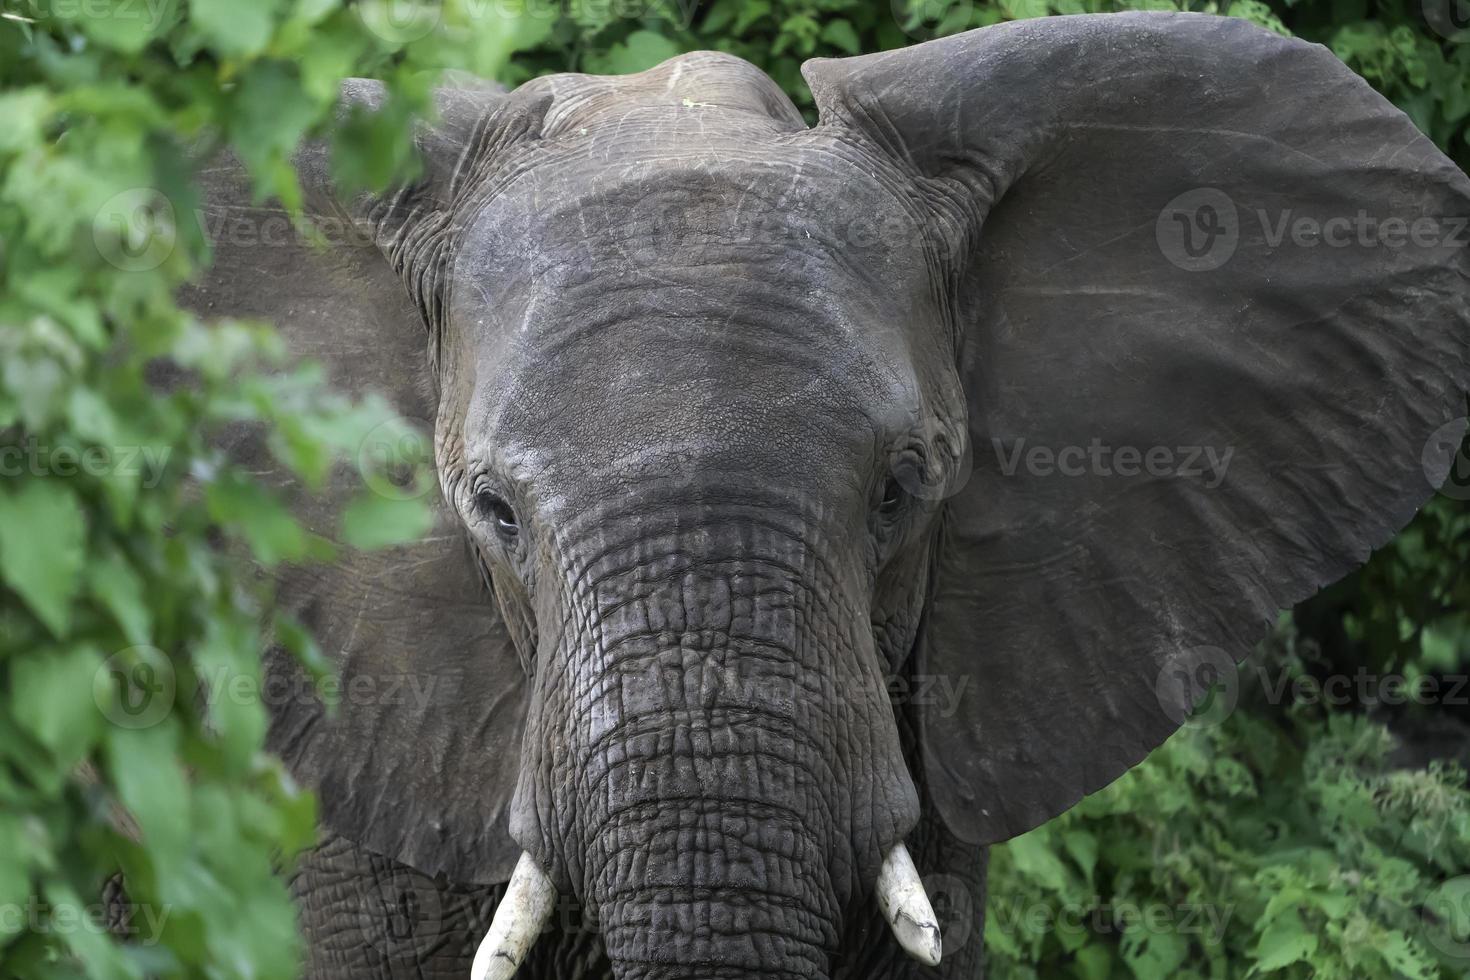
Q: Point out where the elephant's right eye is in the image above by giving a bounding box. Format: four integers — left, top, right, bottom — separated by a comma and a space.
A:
474, 489, 520, 540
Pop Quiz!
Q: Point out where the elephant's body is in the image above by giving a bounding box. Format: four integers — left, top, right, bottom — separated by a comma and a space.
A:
184, 12, 1470, 980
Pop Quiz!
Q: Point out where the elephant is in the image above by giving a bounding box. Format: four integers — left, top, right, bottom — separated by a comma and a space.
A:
180, 11, 1470, 980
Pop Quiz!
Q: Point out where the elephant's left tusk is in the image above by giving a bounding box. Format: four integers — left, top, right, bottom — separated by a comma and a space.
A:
471, 852, 558, 980
876, 842, 943, 968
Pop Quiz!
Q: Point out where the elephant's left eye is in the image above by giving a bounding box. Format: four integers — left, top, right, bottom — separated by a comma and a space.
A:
474, 489, 520, 540
878, 476, 906, 517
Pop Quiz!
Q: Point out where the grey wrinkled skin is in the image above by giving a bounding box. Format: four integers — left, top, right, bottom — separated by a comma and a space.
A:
181, 12, 1470, 980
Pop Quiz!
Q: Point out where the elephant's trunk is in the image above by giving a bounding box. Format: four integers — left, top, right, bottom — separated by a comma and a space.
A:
506, 517, 924, 977
571, 562, 851, 978
591, 797, 838, 980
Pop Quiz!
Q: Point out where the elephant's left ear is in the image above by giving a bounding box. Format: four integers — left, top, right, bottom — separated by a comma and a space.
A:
180, 76, 545, 884
804, 12, 1470, 845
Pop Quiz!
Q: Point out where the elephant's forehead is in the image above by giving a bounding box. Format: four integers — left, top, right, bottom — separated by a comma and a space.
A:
460, 128, 928, 276
442, 126, 937, 509
481, 334, 899, 517
448, 130, 933, 358
465, 266, 917, 509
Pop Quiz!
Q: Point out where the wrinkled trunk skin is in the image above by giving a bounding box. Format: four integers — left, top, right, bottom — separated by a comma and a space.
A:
513, 509, 919, 980
594, 803, 836, 980
578, 580, 844, 980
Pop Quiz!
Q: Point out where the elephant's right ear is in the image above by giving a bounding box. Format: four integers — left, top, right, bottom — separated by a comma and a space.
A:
178, 78, 542, 885
805, 14, 1470, 846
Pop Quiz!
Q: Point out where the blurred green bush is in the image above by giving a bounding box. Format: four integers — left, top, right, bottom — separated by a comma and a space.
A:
1, 0, 1467, 977
0, 2, 530, 976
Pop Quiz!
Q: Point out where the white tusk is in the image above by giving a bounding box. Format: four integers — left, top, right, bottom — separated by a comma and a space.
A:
471, 852, 558, 980
876, 843, 943, 968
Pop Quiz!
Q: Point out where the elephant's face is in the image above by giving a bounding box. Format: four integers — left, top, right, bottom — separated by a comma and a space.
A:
192, 15, 1470, 980
438, 122, 964, 971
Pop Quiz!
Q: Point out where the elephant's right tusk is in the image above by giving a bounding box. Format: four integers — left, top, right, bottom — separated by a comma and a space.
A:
470, 852, 558, 980
876, 842, 943, 968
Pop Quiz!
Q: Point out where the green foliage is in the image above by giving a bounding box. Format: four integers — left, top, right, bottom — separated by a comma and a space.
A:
0, 2, 535, 977
502, 0, 1470, 170
986, 623, 1470, 978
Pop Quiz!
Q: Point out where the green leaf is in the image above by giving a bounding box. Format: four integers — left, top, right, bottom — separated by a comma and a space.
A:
204, 472, 308, 566
698, 0, 741, 34
819, 19, 861, 54
230, 60, 324, 182
585, 30, 684, 75
340, 492, 433, 550
0, 89, 50, 154
1062, 829, 1099, 886
1005, 828, 1073, 893
0, 480, 87, 636
194, 617, 267, 772
66, 386, 119, 444
1072, 943, 1115, 980
1251, 910, 1318, 972
1000, 0, 1051, 19
89, 549, 152, 646
76, 0, 178, 53
104, 722, 191, 873
10, 644, 104, 768
1420, 623, 1464, 671
190, 0, 282, 57
0, 813, 32, 920
733, 0, 772, 34
1376, 929, 1436, 980
42, 881, 136, 980
1121, 925, 1188, 979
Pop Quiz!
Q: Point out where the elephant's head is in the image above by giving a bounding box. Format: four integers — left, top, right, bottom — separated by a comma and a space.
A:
189, 13, 1470, 980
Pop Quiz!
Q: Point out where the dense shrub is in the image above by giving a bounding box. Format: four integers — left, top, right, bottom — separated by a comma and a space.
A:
0, 3, 527, 976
